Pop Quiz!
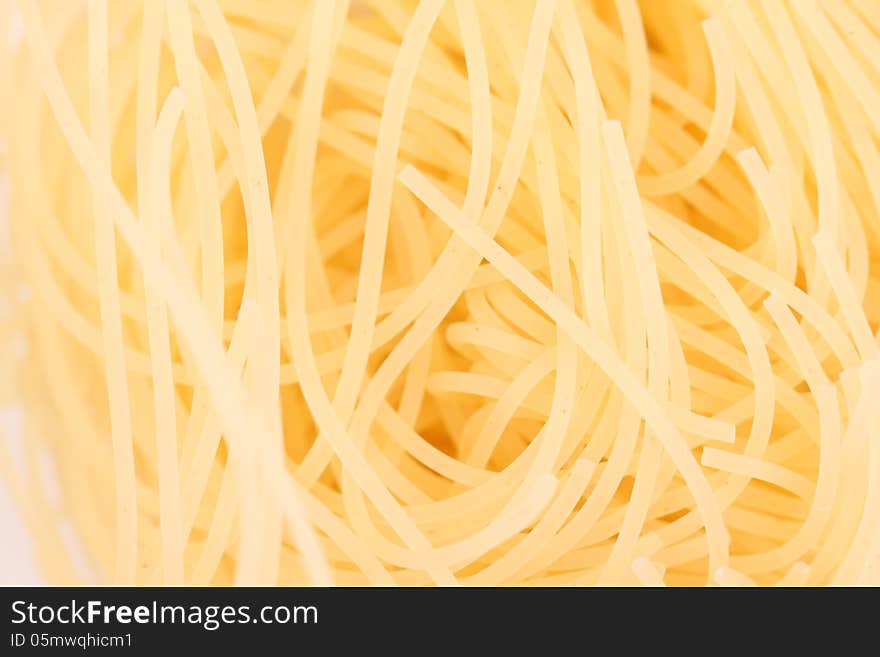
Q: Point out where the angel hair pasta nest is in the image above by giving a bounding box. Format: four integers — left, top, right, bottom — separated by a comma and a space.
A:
0, 0, 879, 586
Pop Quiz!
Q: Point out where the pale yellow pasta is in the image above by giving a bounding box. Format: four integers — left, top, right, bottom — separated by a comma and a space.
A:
0, 0, 878, 586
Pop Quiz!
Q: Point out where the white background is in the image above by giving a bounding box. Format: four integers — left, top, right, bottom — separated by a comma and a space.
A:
1, 172, 45, 585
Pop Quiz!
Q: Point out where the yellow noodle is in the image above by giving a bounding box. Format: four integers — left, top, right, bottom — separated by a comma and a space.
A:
2, 0, 879, 587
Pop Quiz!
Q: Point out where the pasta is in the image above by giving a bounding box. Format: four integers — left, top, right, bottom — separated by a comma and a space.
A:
0, 0, 878, 586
